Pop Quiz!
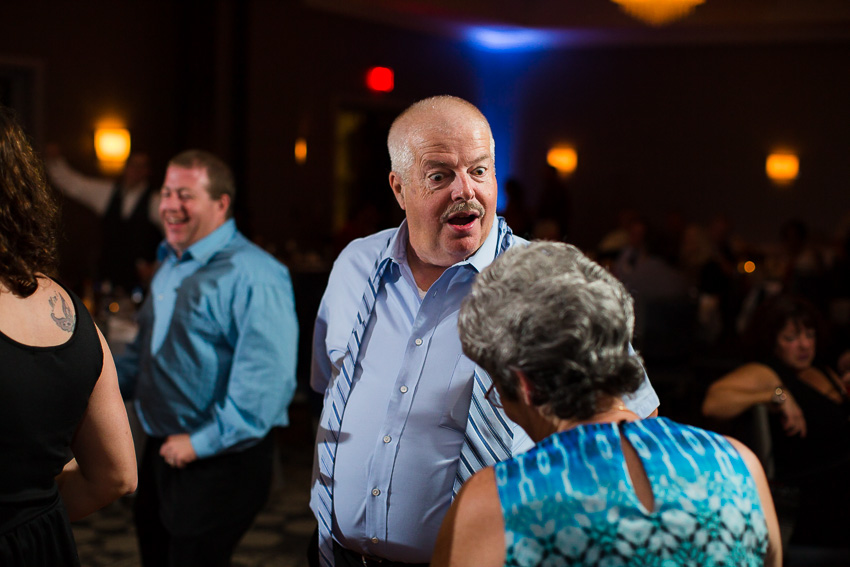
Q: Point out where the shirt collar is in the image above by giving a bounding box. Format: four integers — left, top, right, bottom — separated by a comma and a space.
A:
386, 216, 502, 275
157, 218, 237, 264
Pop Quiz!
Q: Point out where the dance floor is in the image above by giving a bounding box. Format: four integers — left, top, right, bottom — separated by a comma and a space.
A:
73, 400, 316, 567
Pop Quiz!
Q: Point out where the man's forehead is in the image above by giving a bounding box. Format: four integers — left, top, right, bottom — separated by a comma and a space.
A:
411, 124, 492, 155
163, 164, 209, 188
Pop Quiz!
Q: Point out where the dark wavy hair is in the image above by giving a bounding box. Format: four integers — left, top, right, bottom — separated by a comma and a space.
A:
0, 106, 59, 297
459, 241, 645, 421
744, 294, 825, 362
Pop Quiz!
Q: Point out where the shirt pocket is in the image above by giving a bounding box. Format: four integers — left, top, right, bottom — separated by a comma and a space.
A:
439, 355, 477, 433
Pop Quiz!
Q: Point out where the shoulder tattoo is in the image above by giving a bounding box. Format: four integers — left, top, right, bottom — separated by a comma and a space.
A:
48, 293, 76, 332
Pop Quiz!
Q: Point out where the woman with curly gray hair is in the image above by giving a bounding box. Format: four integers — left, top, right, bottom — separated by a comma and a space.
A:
432, 241, 780, 567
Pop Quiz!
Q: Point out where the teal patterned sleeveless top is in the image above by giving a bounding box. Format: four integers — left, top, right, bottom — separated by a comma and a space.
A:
494, 418, 768, 566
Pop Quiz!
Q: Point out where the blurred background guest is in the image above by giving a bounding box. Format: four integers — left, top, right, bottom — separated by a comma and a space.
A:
44, 144, 162, 297
532, 164, 572, 242
0, 105, 137, 566
776, 219, 826, 306
702, 295, 850, 554
434, 241, 780, 567
116, 150, 299, 567
500, 177, 532, 240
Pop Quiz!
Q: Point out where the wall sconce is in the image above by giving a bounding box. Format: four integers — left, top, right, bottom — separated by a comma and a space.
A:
94, 127, 131, 175
547, 146, 577, 178
294, 137, 307, 164
766, 151, 799, 186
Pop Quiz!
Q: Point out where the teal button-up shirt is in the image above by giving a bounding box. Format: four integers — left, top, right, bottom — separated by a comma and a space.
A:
117, 219, 298, 458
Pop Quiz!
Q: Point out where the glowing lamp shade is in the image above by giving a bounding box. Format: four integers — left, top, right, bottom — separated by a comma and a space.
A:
766, 152, 799, 185
611, 0, 705, 26
547, 146, 578, 177
294, 138, 307, 164
94, 128, 131, 163
366, 67, 394, 93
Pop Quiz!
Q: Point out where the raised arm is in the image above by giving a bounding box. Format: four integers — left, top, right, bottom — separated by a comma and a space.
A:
44, 153, 114, 215
57, 326, 138, 521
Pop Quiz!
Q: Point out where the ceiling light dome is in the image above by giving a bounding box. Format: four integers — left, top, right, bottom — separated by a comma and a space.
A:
611, 0, 705, 26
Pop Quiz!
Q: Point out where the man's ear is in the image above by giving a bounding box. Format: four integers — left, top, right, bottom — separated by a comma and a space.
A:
389, 171, 406, 211
513, 369, 535, 406
217, 193, 231, 216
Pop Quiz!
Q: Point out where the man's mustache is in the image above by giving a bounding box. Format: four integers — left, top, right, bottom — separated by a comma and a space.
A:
440, 201, 485, 223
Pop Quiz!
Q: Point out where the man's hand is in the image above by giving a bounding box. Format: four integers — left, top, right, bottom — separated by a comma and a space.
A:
159, 434, 198, 469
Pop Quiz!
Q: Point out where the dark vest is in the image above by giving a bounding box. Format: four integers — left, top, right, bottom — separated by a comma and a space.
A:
98, 183, 162, 292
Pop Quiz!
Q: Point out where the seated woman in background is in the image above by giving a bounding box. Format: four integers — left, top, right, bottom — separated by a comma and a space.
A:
0, 105, 137, 566
433, 241, 780, 567
702, 294, 850, 550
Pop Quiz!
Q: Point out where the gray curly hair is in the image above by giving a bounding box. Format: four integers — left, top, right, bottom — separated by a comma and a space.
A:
458, 241, 645, 420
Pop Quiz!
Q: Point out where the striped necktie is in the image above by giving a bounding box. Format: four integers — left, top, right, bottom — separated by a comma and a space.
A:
314, 219, 515, 567
314, 249, 390, 567
452, 219, 514, 497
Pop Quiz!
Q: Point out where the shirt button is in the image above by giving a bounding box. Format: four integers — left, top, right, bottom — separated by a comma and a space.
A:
157, 294, 164, 300
414, 338, 423, 346
372, 488, 381, 496
400, 386, 408, 393
383, 435, 391, 443
371, 537, 379, 544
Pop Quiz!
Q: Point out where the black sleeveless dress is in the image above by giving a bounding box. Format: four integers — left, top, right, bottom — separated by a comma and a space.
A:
765, 356, 850, 547
0, 280, 103, 566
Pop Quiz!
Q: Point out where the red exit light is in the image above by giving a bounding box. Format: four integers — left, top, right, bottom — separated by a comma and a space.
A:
366, 67, 394, 92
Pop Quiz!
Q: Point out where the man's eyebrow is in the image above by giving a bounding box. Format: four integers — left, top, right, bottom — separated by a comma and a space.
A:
421, 159, 450, 169
421, 154, 492, 169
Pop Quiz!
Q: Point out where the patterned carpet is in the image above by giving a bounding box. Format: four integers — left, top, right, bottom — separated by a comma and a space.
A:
73, 403, 316, 567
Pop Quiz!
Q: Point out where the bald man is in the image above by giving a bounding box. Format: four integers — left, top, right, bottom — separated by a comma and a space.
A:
309, 96, 659, 567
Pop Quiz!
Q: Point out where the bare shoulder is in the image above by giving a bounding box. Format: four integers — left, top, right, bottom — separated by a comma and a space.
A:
432, 467, 505, 567
39, 277, 77, 331
724, 436, 759, 467
447, 468, 503, 538
723, 435, 771, 491
457, 467, 500, 513
0, 276, 77, 345
724, 434, 783, 567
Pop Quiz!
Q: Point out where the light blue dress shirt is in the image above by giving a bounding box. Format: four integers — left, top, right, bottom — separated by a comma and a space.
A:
310, 218, 659, 563
117, 219, 299, 459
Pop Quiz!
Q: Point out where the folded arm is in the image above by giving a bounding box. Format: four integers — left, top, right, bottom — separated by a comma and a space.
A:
702, 363, 806, 436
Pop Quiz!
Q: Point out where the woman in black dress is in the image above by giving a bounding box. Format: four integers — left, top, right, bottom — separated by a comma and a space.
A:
0, 105, 137, 566
703, 294, 850, 550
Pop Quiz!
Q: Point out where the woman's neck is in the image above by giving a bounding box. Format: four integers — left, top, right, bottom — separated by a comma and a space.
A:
527, 398, 641, 441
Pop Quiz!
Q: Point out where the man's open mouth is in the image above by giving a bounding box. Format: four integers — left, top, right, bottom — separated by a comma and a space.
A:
163, 216, 187, 227
447, 214, 478, 226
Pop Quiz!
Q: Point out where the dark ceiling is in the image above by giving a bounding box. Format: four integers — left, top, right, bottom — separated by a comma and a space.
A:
305, 0, 850, 45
